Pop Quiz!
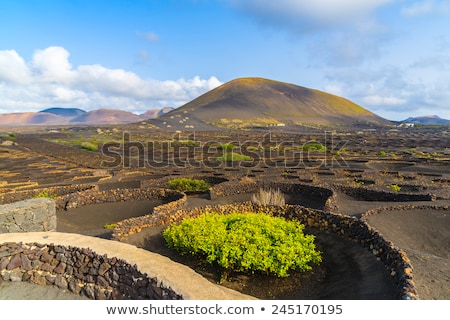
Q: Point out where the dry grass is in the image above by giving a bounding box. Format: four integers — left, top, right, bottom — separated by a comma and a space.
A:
251, 188, 285, 206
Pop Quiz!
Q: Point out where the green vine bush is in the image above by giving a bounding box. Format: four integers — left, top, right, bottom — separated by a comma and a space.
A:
163, 212, 322, 281
81, 141, 98, 152
33, 191, 58, 199
387, 184, 402, 192
167, 177, 210, 192
216, 152, 252, 162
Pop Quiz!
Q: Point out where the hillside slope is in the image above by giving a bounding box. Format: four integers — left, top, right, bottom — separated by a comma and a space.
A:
154, 77, 390, 129
401, 115, 450, 125
70, 109, 142, 124
39, 107, 86, 118
0, 112, 67, 125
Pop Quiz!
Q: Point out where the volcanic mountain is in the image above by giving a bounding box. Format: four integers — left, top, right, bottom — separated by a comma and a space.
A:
139, 107, 175, 119
153, 77, 391, 130
0, 112, 66, 126
70, 109, 143, 125
0, 108, 168, 126
40, 107, 86, 118
401, 115, 450, 125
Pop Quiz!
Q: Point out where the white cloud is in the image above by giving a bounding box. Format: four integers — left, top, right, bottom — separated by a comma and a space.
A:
229, 0, 394, 30
401, 0, 450, 16
362, 95, 407, 106
0, 46, 223, 113
324, 84, 344, 97
322, 62, 450, 121
32, 47, 74, 84
0, 50, 31, 84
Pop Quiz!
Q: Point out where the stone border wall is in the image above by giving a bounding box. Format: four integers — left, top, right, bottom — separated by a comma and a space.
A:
0, 198, 56, 233
361, 204, 449, 219
55, 187, 185, 211
112, 192, 187, 241
59, 187, 188, 241
111, 199, 419, 300
338, 186, 436, 202
1, 181, 431, 300
0, 184, 98, 205
0, 242, 180, 300
210, 181, 338, 212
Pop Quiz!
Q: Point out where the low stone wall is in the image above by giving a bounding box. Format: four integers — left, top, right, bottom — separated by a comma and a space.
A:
112, 192, 187, 241
111, 198, 419, 299
338, 186, 436, 202
56, 187, 185, 211
0, 184, 98, 205
209, 180, 258, 198
0, 198, 56, 233
0, 232, 254, 300
361, 204, 449, 219
0, 242, 180, 300
210, 180, 338, 212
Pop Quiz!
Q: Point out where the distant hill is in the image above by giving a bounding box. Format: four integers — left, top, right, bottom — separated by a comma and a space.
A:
139, 107, 174, 119
70, 109, 142, 124
0, 107, 172, 126
0, 112, 66, 126
401, 115, 450, 125
39, 107, 86, 118
152, 77, 391, 130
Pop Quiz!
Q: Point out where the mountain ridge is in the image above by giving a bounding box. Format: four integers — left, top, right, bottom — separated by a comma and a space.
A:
0, 107, 172, 126
401, 115, 450, 125
152, 77, 392, 130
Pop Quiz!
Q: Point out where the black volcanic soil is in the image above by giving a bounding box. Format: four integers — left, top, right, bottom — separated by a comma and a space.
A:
0, 127, 449, 300
366, 209, 450, 299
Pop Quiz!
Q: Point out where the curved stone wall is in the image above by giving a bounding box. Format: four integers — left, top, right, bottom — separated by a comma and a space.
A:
112, 192, 187, 241
210, 180, 338, 212
0, 241, 180, 300
110, 200, 419, 300
0, 184, 98, 205
0, 232, 254, 300
1, 180, 433, 300
361, 204, 449, 219
55, 187, 185, 211
337, 185, 436, 202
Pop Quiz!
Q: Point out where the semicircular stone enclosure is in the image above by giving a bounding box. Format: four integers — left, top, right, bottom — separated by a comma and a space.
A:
1, 178, 438, 300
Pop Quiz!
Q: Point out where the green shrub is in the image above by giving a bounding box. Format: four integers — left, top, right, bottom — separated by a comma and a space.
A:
81, 141, 98, 152
218, 143, 237, 151
103, 223, 116, 229
163, 212, 322, 280
0, 132, 16, 141
251, 188, 285, 206
378, 151, 387, 157
301, 143, 327, 151
33, 191, 57, 199
216, 152, 252, 162
167, 177, 210, 192
386, 184, 401, 192
178, 140, 199, 146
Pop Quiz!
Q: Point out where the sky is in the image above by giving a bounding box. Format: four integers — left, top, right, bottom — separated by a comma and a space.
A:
0, 0, 449, 121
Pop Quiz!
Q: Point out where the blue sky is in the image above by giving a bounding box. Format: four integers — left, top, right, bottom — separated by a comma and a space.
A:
1, 0, 449, 121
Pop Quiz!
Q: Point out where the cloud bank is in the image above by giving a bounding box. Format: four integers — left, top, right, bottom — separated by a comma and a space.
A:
228, 0, 394, 31
401, 0, 450, 16
0, 46, 222, 114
